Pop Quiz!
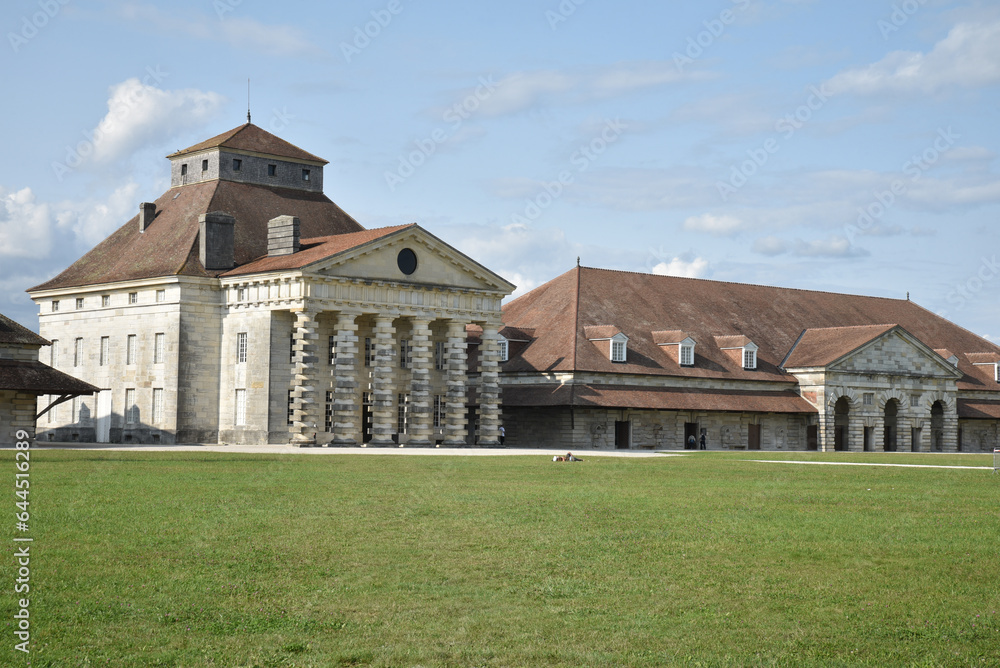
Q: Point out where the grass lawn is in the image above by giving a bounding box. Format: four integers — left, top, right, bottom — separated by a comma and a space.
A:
3, 449, 999, 667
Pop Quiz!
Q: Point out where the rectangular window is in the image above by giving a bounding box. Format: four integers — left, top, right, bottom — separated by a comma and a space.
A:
268, 164, 277, 177
181, 163, 187, 176
202, 159, 209, 171
233, 158, 242, 171
399, 339, 410, 369
611, 340, 626, 363
325, 390, 334, 432
156, 289, 165, 302
126, 334, 136, 365
498, 338, 509, 363
302, 169, 310, 181
433, 395, 443, 428
237, 332, 248, 364
364, 337, 373, 367
236, 286, 246, 301
154, 333, 165, 364
152, 388, 164, 424
76, 297, 84, 310
102, 295, 110, 307
910, 394, 920, 407
99, 336, 109, 366
680, 345, 694, 366
743, 349, 756, 370
397, 393, 409, 434
72, 396, 80, 424
863, 393, 874, 406
128, 292, 137, 305
125, 389, 137, 425
50, 339, 58, 366
328, 336, 337, 365
434, 341, 445, 370
235, 389, 247, 426
287, 390, 295, 426
74, 337, 83, 367
51, 300, 59, 312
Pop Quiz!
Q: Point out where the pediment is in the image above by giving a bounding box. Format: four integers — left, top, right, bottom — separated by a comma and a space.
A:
306, 226, 514, 294
828, 328, 962, 379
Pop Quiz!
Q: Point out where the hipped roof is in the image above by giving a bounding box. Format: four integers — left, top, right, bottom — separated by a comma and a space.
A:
0, 360, 99, 395
0, 313, 47, 346
501, 266, 1000, 392
167, 123, 327, 164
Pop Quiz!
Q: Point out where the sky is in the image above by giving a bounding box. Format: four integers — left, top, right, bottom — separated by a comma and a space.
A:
2, 0, 999, 341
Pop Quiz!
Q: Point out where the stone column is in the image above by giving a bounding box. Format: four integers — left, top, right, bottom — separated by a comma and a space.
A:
942, 413, 959, 452
369, 315, 397, 446
407, 318, 433, 446
331, 312, 360, 446
897, 414, 912, 452
442, 320, 469, 446
289, 309, 319, 446
872, 421, 885, 452
478, 323, 502, 447
848, 419, 865, 453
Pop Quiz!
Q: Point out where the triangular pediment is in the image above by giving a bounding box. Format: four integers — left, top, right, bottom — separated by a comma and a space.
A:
828, 327, 962, 379
306, 225, 515, 294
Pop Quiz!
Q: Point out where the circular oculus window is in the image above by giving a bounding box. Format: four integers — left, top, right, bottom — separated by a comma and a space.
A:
397, 248, 418, 275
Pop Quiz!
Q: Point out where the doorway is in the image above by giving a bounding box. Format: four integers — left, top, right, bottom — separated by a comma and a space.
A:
748, 424, 761, 450
684, 422, 699, 450
614, 421, 630, 449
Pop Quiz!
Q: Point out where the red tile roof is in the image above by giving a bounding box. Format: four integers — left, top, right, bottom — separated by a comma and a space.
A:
782, 324, 897, 368
652, 330, 693, 345
957, 399, 1000, 420
502, 383, 816, 414
167, 123, 327, 164
29, 180, 364, 291
222, 225, 414, 276
501, 266, 1000, 393
583, 325, 622, 339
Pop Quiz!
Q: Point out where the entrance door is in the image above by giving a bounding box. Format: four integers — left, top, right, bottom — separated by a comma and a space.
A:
748, 424, 761, 450
95, 390, 112, 443
684, 422, 699, 450
806, 425, 818, 451
614, 421, 630, 449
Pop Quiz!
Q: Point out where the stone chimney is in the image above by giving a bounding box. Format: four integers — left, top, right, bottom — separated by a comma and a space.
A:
267, 215, 300, 256
138, 202, 156, 232
199, 212, 236, 270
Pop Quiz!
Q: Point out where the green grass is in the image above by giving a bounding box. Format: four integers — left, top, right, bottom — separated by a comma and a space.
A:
3, 450, 998, 667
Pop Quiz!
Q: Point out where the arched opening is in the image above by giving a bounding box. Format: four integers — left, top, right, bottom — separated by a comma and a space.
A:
883, 399, 899, 452
931, 401, 945, 452
834, 397, 850, 452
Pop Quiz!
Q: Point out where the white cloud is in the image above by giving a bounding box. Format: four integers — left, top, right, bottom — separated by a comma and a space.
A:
826, 20, 1000, 95
683, 213, 744, 236
752, 236, 787, 256
57, 182, 141, 248
793, 236, 868, 258
0, 187, 53, 259
86, 78, 225, 165
651, 255, 710, 279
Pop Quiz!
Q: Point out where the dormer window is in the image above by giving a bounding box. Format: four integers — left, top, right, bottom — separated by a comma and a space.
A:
680, 342, 694, 366
202, 159, 208, 171
267, 164, 277, 177
180, 164, 187, 176
233, 158, 242, 171
302, 169, 310, 182
498, 335, 509, 362
611, 333, 628, 363
743, 343, 758, 370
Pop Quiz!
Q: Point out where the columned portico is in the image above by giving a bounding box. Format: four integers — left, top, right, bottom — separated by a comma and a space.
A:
290, 309, 319, 445
443, 320, 469, 446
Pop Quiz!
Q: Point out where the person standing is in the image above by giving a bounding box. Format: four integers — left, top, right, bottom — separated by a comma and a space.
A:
699, 432, 707, 450
499, 425, 505, 446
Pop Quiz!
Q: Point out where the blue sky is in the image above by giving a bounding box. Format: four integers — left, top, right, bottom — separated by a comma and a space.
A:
2, 0, 999, 341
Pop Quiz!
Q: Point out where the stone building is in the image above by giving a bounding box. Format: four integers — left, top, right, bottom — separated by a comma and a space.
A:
499, 266, 1000, 452
0, 313, 97, 445
28, 123, 513, 446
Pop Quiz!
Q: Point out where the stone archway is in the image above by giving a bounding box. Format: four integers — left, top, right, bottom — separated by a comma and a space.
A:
834, 396, 850, 452
931, 401, 945, 452
883, 399, 900, 452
